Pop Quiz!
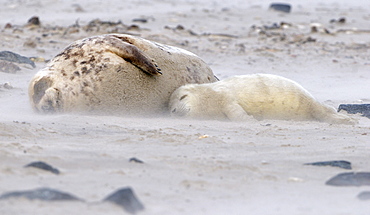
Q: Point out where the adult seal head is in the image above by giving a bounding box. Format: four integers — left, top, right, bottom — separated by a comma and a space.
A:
169, 74, 356, 124
29, 34, 218, 115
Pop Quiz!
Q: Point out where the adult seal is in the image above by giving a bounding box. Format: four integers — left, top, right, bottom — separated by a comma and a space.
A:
169, 74, 356, 124
29, 34, 218, 115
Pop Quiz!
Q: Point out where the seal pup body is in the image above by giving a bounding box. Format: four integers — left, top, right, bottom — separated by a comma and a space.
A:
29, 34, 217, 115
169, 74, 356, 124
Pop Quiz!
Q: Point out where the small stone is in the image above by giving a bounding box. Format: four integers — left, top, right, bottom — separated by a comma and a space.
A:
269, 3, 291, 13
24, 161, 60, 175
27, 16, 40, 26
358, 191, 370, 200
338, 17, 346, 23
3, 82, 13, 89
23, 40, 37, 48
304, 160, 352, 170
29, 56, 46, 63
0, 60, 20, 73
103, 187, 144, 214
129, 157, 144, 164
132, 18, 148, 23
288, 177, 304, 182
198, 135, 209, 139
0, 187, 81, 201
326, 172, 370, 187
72, 4, 84, 12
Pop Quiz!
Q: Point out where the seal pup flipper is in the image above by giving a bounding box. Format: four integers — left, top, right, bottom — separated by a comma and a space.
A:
106, 35, 162, 76
223, 102, 254, 121
311, 102, 357, 125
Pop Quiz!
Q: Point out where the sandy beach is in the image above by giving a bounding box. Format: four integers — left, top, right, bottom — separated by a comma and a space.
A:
1, 0, 370, 214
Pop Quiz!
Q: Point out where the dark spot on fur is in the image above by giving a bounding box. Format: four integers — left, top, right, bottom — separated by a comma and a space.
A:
72, 59, 78, 67
61, 70, 67, 76
73, 71, 80, 77
80, 61, 87, 64
94, 40, 105, 45
71, 49, 84, 58
83, 82, 89, 87
89, 55, 96, 63
81, 67, 88, 74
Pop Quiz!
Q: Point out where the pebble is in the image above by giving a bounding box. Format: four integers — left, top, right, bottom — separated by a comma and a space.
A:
0, 60, 20, 73
27, 16, 40, 26
24, 161, 60, 175
357, 191, 370, 200
326, 172, 370, 186
129, 157, 144, 164
103, 187, 144, 214
304, 160, 352, 170
3, 82, 13, 89
269, 3, 291, 13
0, 187, 81, 201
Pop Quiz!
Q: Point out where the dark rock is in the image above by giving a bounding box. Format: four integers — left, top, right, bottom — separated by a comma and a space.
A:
24, 161, 60, 175
28, 16, 40, 26
263, 23, 280, 30
269, 3, 291, 13
304, 160, 352, 170
358, 191, 370, 200
103, 187, 144, 214
338, 17, 346, 23
3, 82, 13, 89
330, 17, 346, 24
132, 18, 148, 23
0, 51, 36, 68
129, 157, 144, 164
0, 60, 21, 73
0, 187, 81, 201
338, 104, 370, 118
326, 172, 370, 186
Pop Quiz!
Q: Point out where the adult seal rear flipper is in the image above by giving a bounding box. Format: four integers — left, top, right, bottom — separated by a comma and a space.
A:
103, 34, 162, 76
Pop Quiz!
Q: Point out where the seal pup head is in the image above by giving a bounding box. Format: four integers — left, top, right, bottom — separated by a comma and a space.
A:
169, 85, 195, 117
169, 83, 228, 120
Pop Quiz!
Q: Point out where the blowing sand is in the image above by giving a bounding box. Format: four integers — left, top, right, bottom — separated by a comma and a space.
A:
1, 0, 370, 214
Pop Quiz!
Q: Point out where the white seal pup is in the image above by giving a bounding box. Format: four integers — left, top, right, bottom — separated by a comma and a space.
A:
29, 34, 218, 115
169, 74, 356, 124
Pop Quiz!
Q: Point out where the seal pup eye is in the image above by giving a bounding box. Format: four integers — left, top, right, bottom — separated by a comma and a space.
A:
180, 95, 188, 100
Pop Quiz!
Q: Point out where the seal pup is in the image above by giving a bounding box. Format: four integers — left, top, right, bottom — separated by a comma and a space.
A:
29, 34, 217, 115
169, 74, 356, 124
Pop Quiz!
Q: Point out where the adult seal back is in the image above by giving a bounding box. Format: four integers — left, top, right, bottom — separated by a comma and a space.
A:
29, 34, 217, 115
